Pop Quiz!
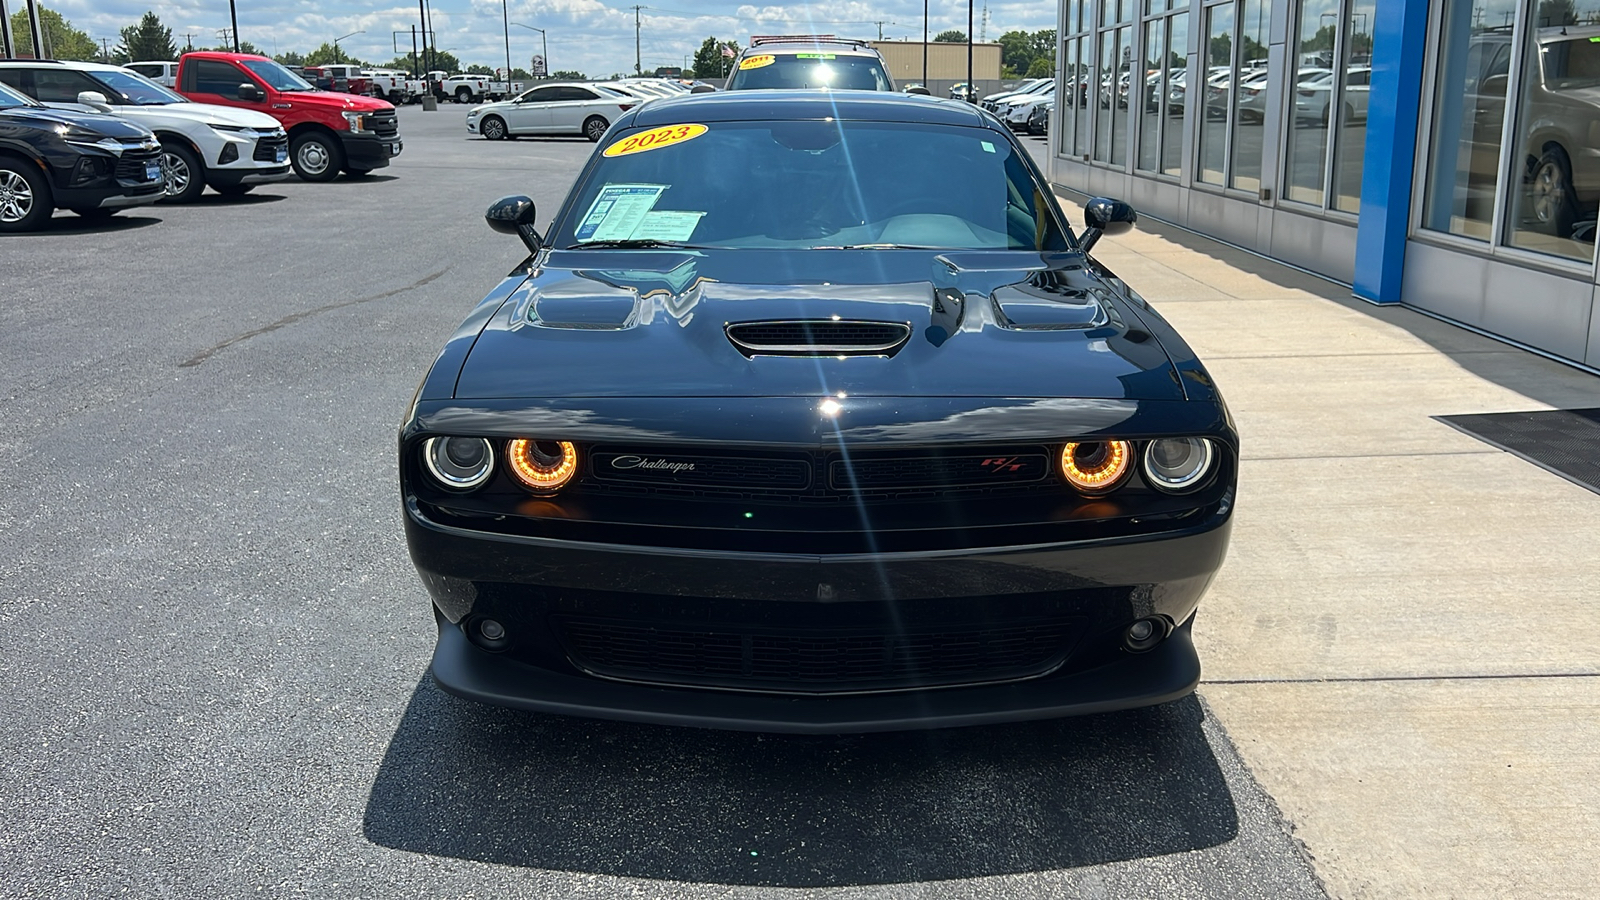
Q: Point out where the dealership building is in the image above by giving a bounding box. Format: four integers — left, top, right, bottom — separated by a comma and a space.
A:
1047, 0, 1600, 372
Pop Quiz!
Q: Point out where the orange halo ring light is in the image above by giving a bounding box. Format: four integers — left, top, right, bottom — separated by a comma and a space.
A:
1059, 440, 1133, 494
506, 439, 578, 493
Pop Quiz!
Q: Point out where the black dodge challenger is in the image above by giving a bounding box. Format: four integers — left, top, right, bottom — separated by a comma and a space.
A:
401, 91, 1236, 733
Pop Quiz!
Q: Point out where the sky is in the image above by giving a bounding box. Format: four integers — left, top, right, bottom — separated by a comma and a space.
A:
43, 0, 1057, 76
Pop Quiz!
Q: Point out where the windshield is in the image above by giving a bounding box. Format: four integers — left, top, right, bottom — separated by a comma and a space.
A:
553, 120, 1070, 251
727, 54, 893, 91
1541, 37, 1600, 90
94, 69, 187, 105
0, 81, 37, 108
240, 59, 314, 91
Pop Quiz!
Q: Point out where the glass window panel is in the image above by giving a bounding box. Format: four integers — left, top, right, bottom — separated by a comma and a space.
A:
1102, 0, 1116, 27
1163, 12, 1189, 176
1111, 26, 1133, 163
1138, 20, 1166, 170
1332, 0, 1376, 212
1284, 0, 1339, 205
1073, 37, 1093, 157
1095, 29, 1118, 161
1197, 4, 1234, 185
1421, 0, 1511, 240
1504, 3, 1600, 262
1230, 0, 1271, 191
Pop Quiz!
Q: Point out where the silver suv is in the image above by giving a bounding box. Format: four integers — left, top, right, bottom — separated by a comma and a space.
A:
725, 37, 895, 92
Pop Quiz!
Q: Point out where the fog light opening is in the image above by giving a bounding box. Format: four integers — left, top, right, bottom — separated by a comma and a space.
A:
468, 617, 511, 651
1123, 616, 1172, 652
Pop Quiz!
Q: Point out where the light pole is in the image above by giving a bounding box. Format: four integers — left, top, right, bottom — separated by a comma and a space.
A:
500, 0, 511, 82
334, 30, 364, 64
512, 23, 547, 79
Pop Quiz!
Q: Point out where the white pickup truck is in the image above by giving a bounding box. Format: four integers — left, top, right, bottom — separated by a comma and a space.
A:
362, 69, 413, 103
439, 73, 522, 103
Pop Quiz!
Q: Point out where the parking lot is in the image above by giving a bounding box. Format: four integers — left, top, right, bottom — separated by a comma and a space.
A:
0, 110, 1339, 897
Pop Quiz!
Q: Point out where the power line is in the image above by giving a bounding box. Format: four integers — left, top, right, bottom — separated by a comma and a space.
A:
631, 5, 643, 76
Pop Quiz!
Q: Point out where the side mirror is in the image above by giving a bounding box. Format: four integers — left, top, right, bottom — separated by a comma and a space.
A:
75, 91, 113, 112
238, 83, 264, 102
1079, 197, 1137, 253
907, 85, 931, 96
690, 83, 717, 93
486, 195, 542, 253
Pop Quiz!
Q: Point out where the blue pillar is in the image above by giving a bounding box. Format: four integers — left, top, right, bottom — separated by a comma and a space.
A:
1352, 0, 1431, 304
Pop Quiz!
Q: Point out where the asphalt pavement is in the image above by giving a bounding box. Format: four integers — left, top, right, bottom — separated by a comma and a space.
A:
0, 109, 1326, 898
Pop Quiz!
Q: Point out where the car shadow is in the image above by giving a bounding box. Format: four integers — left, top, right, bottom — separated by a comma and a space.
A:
27, 212, 163, 234
362, 675, 1240, 887
189, 192, 286, 207
291, 174, 401, 184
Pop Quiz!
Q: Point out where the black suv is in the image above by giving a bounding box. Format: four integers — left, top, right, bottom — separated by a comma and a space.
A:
0, 80, 165, 233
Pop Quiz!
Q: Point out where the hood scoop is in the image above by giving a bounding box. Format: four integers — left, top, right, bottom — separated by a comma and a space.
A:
726, 320, 911, 357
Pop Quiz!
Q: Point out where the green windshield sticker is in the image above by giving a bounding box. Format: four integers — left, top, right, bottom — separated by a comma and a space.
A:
1591, 36, 1600, 42
575, 184, 667, 242
794, 53, 836, 59
981, 141, 996, 153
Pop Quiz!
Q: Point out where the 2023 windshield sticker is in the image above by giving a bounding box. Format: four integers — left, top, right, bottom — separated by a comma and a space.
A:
603, 123, 709, 158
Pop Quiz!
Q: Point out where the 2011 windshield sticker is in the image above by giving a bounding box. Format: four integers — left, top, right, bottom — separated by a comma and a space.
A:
739, 54, 776, 70
603, 123, 709, 158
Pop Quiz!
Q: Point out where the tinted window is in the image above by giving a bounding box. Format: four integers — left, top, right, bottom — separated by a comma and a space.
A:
555, 87, 598, 101
554, 121, 1068, 251
0, 79, 33, 106
728, 54, 892, 91
238, 59, 313, 91
519, 87, 559, 102
31, 69, 104, 103
195, 60, 247, 95
0, 69, 23, 92
128, 64, 162, 78
93, 69, 186, 105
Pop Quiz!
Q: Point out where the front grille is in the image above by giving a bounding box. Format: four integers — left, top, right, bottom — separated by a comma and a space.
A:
830, 453, 1049, 490
113, 149, 162, 187
581, 445, 1053, 501
252, 134, 288, 162
726, 320, 910, 356
369, 110, 400, 138
559, 617, 1078, 693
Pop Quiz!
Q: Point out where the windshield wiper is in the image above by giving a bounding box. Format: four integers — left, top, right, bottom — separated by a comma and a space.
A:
570, 239, 705, 250
824, 243, 942, 250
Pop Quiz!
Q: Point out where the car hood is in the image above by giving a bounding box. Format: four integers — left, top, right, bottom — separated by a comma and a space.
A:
111, 101, 283, 130
274, 90, 392, 111
0, 103, 154, 138
453, 249, 1185, 401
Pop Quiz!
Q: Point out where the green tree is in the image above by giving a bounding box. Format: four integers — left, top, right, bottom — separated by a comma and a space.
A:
551, 69, 586, 79
305, 42, 366, 66
934, 30, 966, 42
276, 51, 307, 67
10, 7, 100, 60
997, 30, 1034, 75
465, 64, 494, 75
692, 36, 738, 78
117, 11, 177, 62
1025, 57, 1053, 79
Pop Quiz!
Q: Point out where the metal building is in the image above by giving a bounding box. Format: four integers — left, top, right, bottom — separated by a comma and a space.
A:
1048, 0, 1600, 372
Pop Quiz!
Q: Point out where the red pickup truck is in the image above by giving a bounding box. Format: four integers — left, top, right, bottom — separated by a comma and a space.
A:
173, 51, 401, 181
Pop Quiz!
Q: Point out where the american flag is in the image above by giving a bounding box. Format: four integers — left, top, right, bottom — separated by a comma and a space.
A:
721, 45, 735, 58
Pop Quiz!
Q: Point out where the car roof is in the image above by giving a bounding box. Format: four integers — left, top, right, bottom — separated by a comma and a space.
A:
629, 89, 990, 129
0, 59, 127, 74
742, 40, 880, 57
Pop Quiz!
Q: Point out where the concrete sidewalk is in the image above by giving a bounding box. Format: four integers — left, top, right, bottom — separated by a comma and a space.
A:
1062, 197, 1600, 900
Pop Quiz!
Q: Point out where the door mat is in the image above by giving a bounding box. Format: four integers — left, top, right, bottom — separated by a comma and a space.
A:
1435, 408, 1600, 495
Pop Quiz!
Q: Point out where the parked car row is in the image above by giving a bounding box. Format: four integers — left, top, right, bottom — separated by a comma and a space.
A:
466, 78, 694, 141
0, 52, 402, 233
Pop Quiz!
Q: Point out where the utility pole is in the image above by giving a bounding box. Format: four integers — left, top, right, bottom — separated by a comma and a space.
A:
229, 0, 240, 51
0, 0, 13, 60
922, 0, 928, 85
184, 33, 195, 51
632, 6, 643, 76
100, 37, 109, 60
966, 0, 973, 102
500, 0, 511, 83
25, 0, 44, 59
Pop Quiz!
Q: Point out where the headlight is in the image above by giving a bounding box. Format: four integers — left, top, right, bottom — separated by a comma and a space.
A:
1060, 440, 1132, 494
342, 111, 370, 133
422, 437, 495, 490
1143, 438, 1216, 493
507, 439, 578, 493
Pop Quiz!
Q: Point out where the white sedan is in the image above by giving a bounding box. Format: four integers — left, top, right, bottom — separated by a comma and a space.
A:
467, 83, 638, 142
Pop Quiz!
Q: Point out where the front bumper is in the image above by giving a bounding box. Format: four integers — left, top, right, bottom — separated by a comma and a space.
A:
406, 496, 1230, 732
339, 132, 402, 169
208, 164, 291, 187
54, 183, 164, 210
